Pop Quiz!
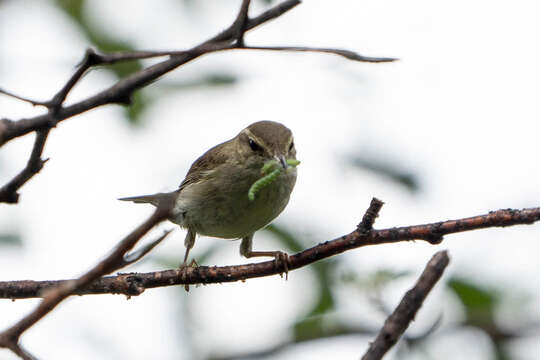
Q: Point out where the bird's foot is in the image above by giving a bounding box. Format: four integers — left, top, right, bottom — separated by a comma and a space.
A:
273, 251, 290, 280
179, 259, 198, 292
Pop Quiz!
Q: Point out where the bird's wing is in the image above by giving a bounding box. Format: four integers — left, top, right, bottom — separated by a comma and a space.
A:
179, 140, 230, 191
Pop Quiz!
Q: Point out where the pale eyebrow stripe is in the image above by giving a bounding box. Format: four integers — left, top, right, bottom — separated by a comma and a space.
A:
242, 128, 269, 150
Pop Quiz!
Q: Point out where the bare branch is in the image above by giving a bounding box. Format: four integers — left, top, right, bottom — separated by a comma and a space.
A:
0, 89, 48, 107
0, 202, 537, 298
6, 342, 37, 360
122, 229, 173, 267
358, 197, 384, 232
361, 251, 450, 360
0, 201, 172, 355
0, 129, 50, 204
238, 45, 398, 63
0, 0, 303, 146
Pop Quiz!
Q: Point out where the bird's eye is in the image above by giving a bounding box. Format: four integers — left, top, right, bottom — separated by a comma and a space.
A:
288, 141, 294, 152
249, 139, 262, 152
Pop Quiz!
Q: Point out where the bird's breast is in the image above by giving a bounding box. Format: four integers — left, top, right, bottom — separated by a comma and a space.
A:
173, 168, 296, 239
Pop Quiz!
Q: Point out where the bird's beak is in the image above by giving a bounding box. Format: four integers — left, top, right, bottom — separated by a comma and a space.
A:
276, 155, 288, 169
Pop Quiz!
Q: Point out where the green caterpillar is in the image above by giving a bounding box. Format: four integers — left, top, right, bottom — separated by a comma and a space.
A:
248, 159, 300, 201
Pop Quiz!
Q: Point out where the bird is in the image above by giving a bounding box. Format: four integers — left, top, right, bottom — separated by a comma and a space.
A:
119, 120, 298, 274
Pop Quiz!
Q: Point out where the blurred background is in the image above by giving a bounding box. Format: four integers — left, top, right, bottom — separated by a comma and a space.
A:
1, 0, 539, 359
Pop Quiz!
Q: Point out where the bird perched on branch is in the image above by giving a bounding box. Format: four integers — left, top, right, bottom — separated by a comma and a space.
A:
120, 120, 298, 275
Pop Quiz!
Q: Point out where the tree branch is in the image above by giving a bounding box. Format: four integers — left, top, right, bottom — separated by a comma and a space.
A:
0, 0, 302, 146
237, 45, 397, 62
0, 201, 537, 299
0, 201, 173, 356
0, 0, 395, 147
0, 129, 50, 204
361, 250, 450, 360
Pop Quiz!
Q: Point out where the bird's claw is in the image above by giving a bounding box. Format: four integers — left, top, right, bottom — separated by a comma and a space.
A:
179, 259, 198, 292
274, 251, 290, 280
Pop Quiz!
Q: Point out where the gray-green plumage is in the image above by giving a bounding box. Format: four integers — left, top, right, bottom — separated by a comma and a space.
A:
119, 120, 297, 268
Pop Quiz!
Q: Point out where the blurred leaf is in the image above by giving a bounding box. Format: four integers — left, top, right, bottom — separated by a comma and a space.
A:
341, 268, 411, 290
158, 72, 238, 91
152, 242, 226, 269
448, 277, 500, 325
204, 73, 237, 86
265, 224, 337, 338
349, 155, 420, 193
264, 224, 304, 253
293, 316, 324, 342
56, 0, 84, 22
0, 233, 23, 247
125, 91, 150, 125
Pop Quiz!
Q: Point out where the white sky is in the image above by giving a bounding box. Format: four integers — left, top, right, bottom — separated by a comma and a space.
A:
0, 0, 539, 359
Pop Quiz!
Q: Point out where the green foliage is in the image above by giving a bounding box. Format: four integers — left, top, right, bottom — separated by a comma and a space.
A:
0, 233, 23, 247
263, 223, 337, 340
448, 277, 500, 325
349, 155, 419, 193
341, 268, 411, 290
125, 91, 150, 125
202, 73, 237, 87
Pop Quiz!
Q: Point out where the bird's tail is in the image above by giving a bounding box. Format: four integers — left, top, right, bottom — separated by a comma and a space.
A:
118, 192, 175, 207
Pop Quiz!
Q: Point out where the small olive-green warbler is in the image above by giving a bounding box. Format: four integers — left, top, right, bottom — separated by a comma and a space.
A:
120, 121, 297, 272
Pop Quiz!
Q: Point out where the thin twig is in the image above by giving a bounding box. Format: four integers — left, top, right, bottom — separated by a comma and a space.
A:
0, 46, 103, 204
0, 129, 50, 204
238, 45, 398, 62
6, 342, 37, 360
122, 229, 173, 266
0, 89, 48, 107
0, 202, 537, 299
0, 202, 172, 355
361, 251, 450, 360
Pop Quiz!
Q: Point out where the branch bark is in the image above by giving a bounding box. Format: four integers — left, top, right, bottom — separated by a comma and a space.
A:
0, 202, 173, 358
0, 202, 537, 299
0, 0, 396, 148
0, 129, 50, 203
361, 251, 450, 360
